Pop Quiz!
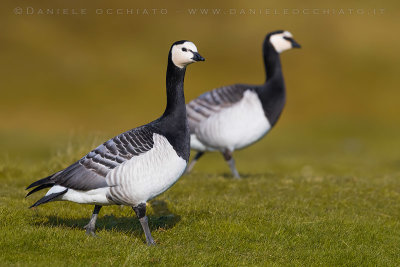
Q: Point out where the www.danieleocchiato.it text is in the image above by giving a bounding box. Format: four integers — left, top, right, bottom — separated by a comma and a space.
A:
13, 7, 385, 16
186, 8, 385, 16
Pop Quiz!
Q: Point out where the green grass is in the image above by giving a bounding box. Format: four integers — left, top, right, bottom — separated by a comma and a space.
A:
1, 121, 400, 266
1, 0, 399, 264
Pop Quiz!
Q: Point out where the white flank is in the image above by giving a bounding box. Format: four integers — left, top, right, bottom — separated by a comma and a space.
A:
106, 134, 187, 206
45, 185, 67, 196
62, 188, 112, 205
45, 185, 113, 205
190, 134, 215, 152
194, 90, 271, 151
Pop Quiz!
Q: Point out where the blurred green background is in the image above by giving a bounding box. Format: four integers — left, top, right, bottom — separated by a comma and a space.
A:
1, 0, 400, 265
0, 0, 399, 161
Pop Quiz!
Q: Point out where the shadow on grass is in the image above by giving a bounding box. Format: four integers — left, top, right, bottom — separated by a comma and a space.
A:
36, 200, 181, 241
220, 172, 272, 179
187, 171, 271, 179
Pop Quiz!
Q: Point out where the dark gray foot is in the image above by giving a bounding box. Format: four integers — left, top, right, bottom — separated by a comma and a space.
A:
84, 224, 97, 237
185, 151, 205, 174
85, 205, 102, 237
222, 149, 240, 179
228, 158, 240, 179
133, 203, 156, 246
140, 216, 156, 245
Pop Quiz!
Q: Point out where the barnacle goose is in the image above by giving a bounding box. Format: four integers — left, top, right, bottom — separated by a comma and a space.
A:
186, 30, 300, 178
26, 40, 205, 245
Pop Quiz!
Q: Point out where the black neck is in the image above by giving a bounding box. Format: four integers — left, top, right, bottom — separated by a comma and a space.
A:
257, 39, 286, 126
154, 58, 190, 161
163, 61, 187, 118
263, 40, 283, 82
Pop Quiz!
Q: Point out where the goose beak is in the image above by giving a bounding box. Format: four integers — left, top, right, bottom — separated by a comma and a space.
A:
192, 52, 205, 62
291, 39, 301, 49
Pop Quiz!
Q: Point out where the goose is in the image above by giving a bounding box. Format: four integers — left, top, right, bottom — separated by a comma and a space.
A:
26, 40, 205, 245
186, 30, 300, 178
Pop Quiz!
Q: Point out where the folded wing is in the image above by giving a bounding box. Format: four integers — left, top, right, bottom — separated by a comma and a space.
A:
186, 84, 251, 133
27, 126, 155, 193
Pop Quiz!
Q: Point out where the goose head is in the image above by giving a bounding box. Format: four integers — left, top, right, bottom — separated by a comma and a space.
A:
267, 30, 301, 53
170, 40, 205, 68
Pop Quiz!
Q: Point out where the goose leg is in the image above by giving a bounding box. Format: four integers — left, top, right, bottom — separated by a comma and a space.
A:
133, 203, 155, 246
185, 151, 205, 174
222, 149, 240, 179
84, 205, 102, 236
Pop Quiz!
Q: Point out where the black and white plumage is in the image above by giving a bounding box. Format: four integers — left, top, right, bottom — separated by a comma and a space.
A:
186, 30, 301, 178
26, 40, 205, 245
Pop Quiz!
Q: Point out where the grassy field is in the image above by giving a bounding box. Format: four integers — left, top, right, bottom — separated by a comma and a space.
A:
1, 0, 400, 265
1, 120, 400, 266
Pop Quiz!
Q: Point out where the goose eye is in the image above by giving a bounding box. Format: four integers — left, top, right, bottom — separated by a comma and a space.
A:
182, 48, 187, 52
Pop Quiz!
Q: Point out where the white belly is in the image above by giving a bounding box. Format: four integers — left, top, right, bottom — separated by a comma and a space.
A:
190, 134, 216, 152
194, 90, 271, 151
106, 134, 187, 206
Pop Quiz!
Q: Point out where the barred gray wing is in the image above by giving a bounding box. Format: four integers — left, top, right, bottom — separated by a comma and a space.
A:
51, 126, 155, 191
186, 84, 250, 133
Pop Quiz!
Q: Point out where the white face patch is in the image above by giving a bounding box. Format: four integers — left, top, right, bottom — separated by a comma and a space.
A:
270, 31, 294, 53
171, 41, 199, 68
